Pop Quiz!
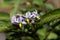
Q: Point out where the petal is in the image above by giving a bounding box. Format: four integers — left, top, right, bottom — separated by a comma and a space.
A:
26, 11, 31, 18
22, 21, 27, 24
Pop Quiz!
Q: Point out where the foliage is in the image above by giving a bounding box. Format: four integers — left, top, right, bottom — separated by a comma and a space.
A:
0, 0, 60, 40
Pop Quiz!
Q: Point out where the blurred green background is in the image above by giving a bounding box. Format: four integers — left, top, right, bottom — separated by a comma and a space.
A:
0, 0, 60, 40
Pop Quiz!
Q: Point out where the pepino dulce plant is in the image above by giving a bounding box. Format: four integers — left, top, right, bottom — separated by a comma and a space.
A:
0, 0, 60, 40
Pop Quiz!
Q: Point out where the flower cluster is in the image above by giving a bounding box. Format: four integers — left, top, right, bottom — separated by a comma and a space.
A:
11, 10, 40, 27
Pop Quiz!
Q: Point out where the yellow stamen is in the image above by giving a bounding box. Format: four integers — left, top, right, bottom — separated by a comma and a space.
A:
35, 16, 39, 19
26, 18, 29, 23
19, 23, 22, 28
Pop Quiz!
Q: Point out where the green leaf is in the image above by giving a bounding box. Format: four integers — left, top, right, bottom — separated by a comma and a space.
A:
47, 32, 58, 39
55, 25, 60, 30
40, 12, 45, 16
39, 9, 60, 25
0, 12, 10, 21
37, 29, 45, 36
45, 3, 54, 10
0, 20, 10, 32
0, 12, 10, 32
33, 0, 45, 6
49, 18, 60, 26
37, 27, 47, 40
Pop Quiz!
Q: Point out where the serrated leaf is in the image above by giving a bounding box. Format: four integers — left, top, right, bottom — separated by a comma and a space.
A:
39, 9, 60, 25
50, 18, 60, 26
47, 32, 58, 39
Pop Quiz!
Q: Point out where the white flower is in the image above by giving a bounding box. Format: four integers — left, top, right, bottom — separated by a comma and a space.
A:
25, 11, 31, 18
31, 10, 38, 18
11, 10, 41, 25
22, 21, 27, 24
11, 15, 17, 24
11, 14, 21, 24
31, 10, 40, 20
32, 10, 38, 16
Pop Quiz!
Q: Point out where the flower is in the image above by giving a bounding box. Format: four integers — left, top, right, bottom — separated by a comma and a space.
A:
22, 21, 27, 24
25, 11, 31, 18
11, 10, 41, 27
32, 9, 38, 15
31, 10, 40, 20
11, 15, 20, 24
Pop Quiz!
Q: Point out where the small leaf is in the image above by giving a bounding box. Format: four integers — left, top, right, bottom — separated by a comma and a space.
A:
45, 3, 54, 10
55, 25, 60, 30
47, 32, 58, 39
37, 28, 47, 40
37, 29, 45, 36
40, 12, 45, 16
33, 0, 45, 6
